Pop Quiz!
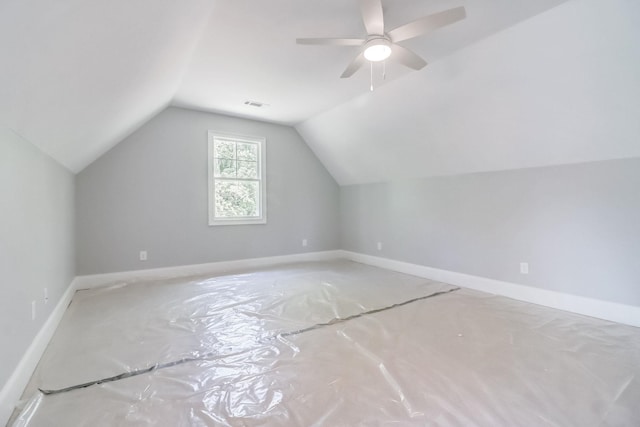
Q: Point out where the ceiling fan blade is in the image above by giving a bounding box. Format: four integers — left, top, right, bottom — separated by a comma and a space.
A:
296, 38, 365, 46
388, 6, 466, 43
391, 44, 427, 70
359, 0, 384, 35
341, 52, 366, 78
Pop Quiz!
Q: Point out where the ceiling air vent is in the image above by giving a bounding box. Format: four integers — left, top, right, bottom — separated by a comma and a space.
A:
244, 100, 267, 108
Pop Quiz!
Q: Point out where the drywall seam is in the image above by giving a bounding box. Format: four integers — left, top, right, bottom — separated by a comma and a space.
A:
339, 251, 640, 328
0, 278, 78, 427
74, 250, 344, 290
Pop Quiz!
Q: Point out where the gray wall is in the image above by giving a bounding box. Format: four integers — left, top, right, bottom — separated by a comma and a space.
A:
76, 107, 339, 275
0, 129, 75, 390
341, 158, 640, 306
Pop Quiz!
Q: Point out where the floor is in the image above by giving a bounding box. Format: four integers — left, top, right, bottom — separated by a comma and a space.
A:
9, 260, 640, 426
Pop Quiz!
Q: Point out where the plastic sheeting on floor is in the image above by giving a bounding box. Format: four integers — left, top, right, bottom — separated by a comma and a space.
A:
11, 260, 640, 426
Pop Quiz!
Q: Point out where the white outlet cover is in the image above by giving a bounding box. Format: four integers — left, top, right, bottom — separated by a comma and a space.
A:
140, 250, 148, 261
520, 262, 529, 275
377, 242, 382, 251
302, 239, 308, 247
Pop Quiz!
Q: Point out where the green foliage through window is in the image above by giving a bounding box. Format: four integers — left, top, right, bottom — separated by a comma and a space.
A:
214, 181, 259, 217
209, 135, 264, 224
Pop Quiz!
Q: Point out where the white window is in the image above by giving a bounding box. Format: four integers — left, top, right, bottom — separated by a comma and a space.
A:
208, 132, 266, 225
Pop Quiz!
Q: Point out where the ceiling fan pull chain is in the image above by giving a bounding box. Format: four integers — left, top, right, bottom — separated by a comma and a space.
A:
370, 61, 374, 91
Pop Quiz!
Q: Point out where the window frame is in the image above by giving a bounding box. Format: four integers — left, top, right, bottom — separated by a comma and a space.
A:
207, 131, 267, 226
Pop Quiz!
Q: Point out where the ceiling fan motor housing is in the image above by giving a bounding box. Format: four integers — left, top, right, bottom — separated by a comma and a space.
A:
363, 37, 392, 62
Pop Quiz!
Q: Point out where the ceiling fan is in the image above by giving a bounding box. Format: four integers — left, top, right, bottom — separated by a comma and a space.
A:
296, 0, 466, 79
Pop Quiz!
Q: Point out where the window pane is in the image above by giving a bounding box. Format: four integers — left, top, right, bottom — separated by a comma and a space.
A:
214, 140, 236, 159
214, 159, 236, 178
237, 142, 257, 161
215, 180, 259, 218
237, 161, 258, 179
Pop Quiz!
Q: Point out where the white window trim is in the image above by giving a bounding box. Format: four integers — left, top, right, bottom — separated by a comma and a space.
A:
208, 131, 267, 226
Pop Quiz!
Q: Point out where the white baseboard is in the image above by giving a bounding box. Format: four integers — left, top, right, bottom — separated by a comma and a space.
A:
0, 278, 77, 427
75, 250, 344, 290
4, 250, 636, 427
340, 250, 640, 328
1, 250, 342, 426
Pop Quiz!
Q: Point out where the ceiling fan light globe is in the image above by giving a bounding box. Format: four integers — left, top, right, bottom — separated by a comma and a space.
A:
364, 42, 391, 62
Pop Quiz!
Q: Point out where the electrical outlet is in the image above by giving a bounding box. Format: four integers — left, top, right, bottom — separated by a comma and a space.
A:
31, 300, 36, 321
139, 250, 148, 261
520, 262, 529, 275
44, 288, 49, 305
302, 239, 308, 247
377, 242, 382, 251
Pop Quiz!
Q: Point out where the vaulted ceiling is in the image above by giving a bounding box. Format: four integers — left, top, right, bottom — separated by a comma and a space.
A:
172, 0, 569, 124
0, 0, 215, 172
2, 0, 638, 183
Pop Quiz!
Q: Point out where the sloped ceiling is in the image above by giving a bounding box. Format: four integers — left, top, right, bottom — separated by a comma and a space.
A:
0, 0, 215, 172
172, 0, 569, 124
297, 0, 640, 185
3, 0, 638, 179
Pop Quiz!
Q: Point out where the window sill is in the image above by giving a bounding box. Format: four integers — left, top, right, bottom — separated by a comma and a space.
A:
209, 218, 267, 226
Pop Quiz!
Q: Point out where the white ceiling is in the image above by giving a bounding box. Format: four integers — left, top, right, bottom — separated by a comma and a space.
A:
4, 0, 634, 178
0, 0, 215, 172
298, 0, 640, 185
173, 0, 570, 125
